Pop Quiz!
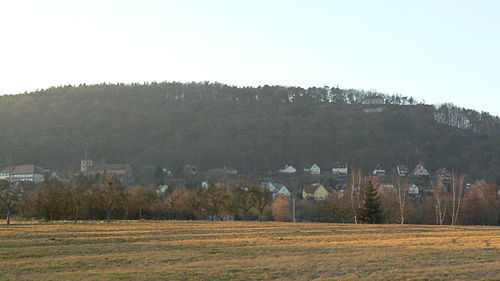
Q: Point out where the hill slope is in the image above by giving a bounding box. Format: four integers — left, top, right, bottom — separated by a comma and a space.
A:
0, 82, 498, 181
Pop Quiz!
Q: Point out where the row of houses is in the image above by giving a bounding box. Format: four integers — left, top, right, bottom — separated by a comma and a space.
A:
277, 163, 453, 180
0, 159, 134, 185
278, 163, 348, 175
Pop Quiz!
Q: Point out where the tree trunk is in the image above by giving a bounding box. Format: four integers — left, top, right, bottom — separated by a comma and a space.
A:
106, 209, 112, 222
74, 207, 79, 223
6, 207, 10, 225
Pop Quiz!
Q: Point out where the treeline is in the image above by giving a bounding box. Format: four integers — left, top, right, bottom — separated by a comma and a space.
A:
1, 176, 498, 225
0, 82, 498, 182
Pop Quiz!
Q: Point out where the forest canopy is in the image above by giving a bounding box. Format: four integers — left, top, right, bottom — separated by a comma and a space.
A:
0, 82, 498, 181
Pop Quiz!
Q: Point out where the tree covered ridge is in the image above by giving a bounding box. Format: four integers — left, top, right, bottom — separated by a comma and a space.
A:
0, 82, 498, 181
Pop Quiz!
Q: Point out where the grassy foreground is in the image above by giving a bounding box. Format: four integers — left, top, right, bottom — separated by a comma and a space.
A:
0, 221, 499, 280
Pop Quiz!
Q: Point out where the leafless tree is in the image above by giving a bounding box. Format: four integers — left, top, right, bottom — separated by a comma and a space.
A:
0, 180, 21, 225
128, 186, 159, 219
249, 184, 272, 221
433, 179, 447, 225
70, 184, 88, 223
396, 178, 408, 224
98, 176, 125, 222
350, 168, 363, 223
450, 172, 465, 225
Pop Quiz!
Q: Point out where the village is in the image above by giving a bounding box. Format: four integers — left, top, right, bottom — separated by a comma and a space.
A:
0, 158, 475, 202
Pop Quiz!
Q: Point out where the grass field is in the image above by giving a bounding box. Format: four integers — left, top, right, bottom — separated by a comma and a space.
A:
0, 221, 499, 280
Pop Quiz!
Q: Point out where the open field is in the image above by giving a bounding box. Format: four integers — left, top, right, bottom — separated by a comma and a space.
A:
0, 221, 499, 280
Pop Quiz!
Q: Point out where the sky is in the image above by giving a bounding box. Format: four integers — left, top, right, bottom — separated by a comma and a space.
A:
0, 0, 499, 115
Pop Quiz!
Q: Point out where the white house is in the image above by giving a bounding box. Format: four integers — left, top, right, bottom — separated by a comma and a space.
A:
408, 184, 419, 195
397, 165, 408, 176
275, 184, 291, 198
332, 163, 348, 175
372, 165, 386, 176
224, 167, 238, 175
413, 164, 430, 177
158, 185, 169, 193
279, 165, 297, 174
201, 181, 209, 189
261, 182, 291, 198
0, 164, 47, 183
309, 164, 321, 175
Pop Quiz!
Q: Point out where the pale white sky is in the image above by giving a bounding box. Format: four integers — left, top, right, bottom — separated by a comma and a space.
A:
0, 0, 499, 115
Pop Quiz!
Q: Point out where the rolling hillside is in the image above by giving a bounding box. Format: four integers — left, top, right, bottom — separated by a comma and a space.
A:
0, 82, 498, 181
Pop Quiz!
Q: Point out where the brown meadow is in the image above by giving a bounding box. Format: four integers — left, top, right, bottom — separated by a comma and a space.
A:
0, 221, 499, 280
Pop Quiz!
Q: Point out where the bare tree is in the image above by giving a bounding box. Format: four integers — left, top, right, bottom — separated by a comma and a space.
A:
349, 168, 363, 223
70, 184, 88, 223
395, 178, 408, 224
432, 179, 447, 225
128, 186, 159, 219
0, 180, 21, 225
33, 180, 70, 221
450, 172, 465, 225
198, 184, 230, 221
98, 176, 125, 222
248, 184, 272, 221
164, 187, 184, 219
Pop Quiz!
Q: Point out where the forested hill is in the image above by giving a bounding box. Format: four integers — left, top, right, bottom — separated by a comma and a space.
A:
0, 82, 498, 181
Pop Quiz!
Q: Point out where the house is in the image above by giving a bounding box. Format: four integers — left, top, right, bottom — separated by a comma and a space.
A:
275, 184, 291, 198
413, 164, 430, 177
261, 182, 277, 192
81, 159, 133, 184
302, 183, 329, 200
396, 165, 408, 176
372, 164, 386, 176
362, 96, 385, 105
49, 171, 70, 183
305, 164, 320, 175
332, 162, 348, 175
435, 168, 452, 181
408, 184, 419, 195
224, 167, 238, 175
0, 164, 48, 183
278, 164, 297, 174
158, 184, 169, 193
261, 182, 290, 198
201, 181, 209, 189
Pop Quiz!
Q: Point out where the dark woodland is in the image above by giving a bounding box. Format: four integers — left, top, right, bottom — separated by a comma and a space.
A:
0, 82, 498, 182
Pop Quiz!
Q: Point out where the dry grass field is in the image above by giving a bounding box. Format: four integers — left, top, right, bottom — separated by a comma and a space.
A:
0, 221, 499, 280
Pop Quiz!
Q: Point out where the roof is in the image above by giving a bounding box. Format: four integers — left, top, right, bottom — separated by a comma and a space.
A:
435, 168, 451, 178
275, 184, 290, 193
1, 164, 47, 174
279, 165, 296, 173
303, 183, 323, 194
332, 162, 347, 168
261, 182, 277, 192
413, 164, 430, 176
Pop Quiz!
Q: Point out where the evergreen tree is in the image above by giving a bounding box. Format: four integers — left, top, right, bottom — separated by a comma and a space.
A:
359, 181, 381, 224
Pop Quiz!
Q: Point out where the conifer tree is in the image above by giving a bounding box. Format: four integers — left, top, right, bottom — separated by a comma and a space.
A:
359, 181, 381, 224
